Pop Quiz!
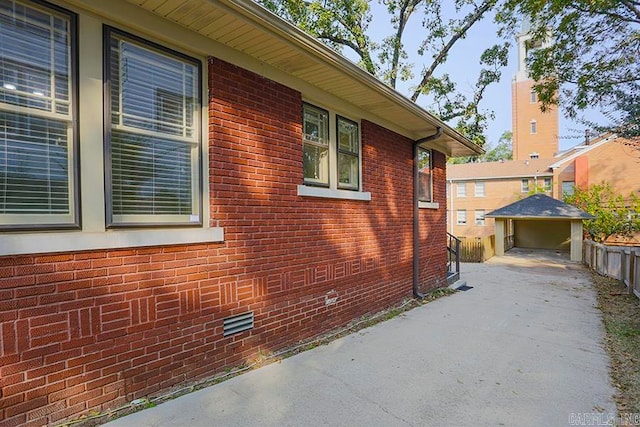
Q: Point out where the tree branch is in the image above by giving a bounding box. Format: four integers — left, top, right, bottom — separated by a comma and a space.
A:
410, 0, 495, 102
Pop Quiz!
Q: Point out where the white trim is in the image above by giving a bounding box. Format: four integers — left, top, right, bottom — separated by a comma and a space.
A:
448, 172, 553, 181
419, 201, 439, 209
297, 185, 371, 201
0, 227, 224, 256
548, 134, 617, 169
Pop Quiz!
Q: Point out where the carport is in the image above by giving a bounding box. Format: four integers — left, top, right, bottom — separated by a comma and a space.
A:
486, 193, 594, 262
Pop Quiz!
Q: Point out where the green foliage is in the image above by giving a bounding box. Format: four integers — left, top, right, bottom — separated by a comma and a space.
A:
499, 0, 640, 137
447, 130, 512, 164
563, 183, 640, 242
257, 0, 512, 148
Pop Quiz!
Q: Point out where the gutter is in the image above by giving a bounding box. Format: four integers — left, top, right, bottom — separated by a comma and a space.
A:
413, 127, 443, 298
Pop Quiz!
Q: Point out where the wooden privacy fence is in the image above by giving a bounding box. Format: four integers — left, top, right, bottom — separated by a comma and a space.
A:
459, 235, 495, 263
584, 240, 640, 299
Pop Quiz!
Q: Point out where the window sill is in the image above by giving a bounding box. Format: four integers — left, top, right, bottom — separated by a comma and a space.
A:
418, 201, 440, 209
0, 227, 224, 257
297, 185, 371, 201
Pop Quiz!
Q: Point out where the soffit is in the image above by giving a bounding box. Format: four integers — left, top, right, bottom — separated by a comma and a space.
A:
125, 0, 481, 157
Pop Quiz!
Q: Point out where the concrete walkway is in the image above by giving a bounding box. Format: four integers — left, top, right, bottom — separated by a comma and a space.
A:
106, 249, 616, 427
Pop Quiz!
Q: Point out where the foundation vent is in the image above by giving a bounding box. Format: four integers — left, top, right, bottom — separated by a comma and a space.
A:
223, 312, 254, 336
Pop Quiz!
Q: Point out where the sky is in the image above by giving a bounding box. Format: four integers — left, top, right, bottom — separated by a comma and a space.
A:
358, 2, 598, 151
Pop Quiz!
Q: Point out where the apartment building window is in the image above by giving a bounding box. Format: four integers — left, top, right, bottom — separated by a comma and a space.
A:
456, 182, 466, 198
521, 179, 530, 192
0, 0, 78, 229
475, 210, 485, 226
456, 210, 467, 225
530, 119, 537, 134
530, 90, 537, 103
474, 181, 485, 197
418, 147, 432, 202
562, 181, 575, 196
543, 177, 552, 192
302, 103, 361, 191
530, 152, 539, 159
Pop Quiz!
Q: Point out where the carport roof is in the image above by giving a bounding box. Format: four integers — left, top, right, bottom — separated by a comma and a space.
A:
485, 194, 595, 220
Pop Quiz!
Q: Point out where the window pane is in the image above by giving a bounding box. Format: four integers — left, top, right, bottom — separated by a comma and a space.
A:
338, 152, 358, 189
0, 1, 75, 224
303, 143, 328, 184
0, 112, 69, 213
111, 130, 192, 215
0, 1, 70, 113
338, 118, 358, 153
457, 183, 466, 197
107, 29, 200, 225
303, 106, 328, 145
110, 37, 197, 139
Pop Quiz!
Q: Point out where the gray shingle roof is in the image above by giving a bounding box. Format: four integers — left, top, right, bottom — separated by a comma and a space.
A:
485, 193, 595, 219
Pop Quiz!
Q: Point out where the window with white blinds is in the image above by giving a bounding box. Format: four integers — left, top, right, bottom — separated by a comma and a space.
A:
0, 0, 77, 228
105, 28, 201, 226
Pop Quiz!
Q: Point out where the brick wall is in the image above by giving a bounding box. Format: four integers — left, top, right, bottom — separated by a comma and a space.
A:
0, 58, 446, 426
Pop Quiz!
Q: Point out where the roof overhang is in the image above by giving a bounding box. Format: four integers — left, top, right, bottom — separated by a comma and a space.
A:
118, 0, 482, 157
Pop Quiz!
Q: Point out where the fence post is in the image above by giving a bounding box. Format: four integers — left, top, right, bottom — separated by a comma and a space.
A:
630, 249, 637, 296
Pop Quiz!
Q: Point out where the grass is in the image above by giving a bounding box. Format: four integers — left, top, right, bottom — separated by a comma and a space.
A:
592, 272, 640, 415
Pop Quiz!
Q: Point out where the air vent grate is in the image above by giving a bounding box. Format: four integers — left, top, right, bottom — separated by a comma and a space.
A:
223, 312, 254, 336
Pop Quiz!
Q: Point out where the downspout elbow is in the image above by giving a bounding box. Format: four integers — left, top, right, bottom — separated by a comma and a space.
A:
413, 127, 443, 298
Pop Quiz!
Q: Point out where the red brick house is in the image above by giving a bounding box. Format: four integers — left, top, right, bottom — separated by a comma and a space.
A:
0, 0, 480, 424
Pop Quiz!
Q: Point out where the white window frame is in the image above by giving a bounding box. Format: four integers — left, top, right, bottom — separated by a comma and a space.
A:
0, 0, 79, 230
0, 2, 222, 256
456, 210, 467, 225
530, 119, 537, 134
298, 101, 370, 201
543, 177, 552, 192
530, 90, 537, 103
521, 179, 530, 192
474, 210, 485, 226
474, 181, 485, 197
456, 182, 466, 198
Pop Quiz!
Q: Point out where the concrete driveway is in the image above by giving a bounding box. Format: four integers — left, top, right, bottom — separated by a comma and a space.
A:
106, 249, 616, 427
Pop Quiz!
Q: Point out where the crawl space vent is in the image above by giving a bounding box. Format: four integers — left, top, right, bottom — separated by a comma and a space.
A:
223, 312, 254, 336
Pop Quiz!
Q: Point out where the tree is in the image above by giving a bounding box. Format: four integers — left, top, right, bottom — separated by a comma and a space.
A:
563, 183, 640, 242
499, 0, 640, 140
448, 130, 512, 164
256, 0, 510, 147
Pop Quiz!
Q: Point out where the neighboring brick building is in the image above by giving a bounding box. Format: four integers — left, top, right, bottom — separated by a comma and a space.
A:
0, 0, 481, 424
448, 134, 640, 238
446, 23, 640, 239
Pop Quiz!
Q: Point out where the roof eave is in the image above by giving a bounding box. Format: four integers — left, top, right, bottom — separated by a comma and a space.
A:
212, 0, 483, 157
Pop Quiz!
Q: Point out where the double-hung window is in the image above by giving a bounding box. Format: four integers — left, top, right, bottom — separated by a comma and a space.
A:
456, 210, 467, 225
417, 148, 432, 202
474, 181, 485, 197
0, 0, 78, 229
456, 182, 466, 198
475, 210, 486, 226
543, 177, 552, 192
105, 27, 201, 227
337, 116, 359, 190
302, 104, 329, 186
302, 103, 362, 194
521, 179, 530, 192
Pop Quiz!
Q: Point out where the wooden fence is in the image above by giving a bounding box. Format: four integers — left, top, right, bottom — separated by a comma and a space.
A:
459, 235, 495, 263
583, 240, 640, 299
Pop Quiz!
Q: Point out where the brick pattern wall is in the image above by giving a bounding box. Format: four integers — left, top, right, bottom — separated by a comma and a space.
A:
0, 58, 446, 426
